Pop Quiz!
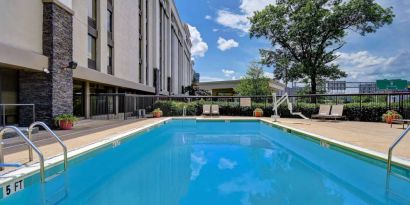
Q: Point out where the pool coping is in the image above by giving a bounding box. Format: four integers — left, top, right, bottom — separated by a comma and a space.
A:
0, 117, 409, 193
0, 118, 172, 188
258, 119, 410, 169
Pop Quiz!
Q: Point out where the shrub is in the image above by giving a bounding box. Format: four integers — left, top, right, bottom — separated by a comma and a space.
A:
153, 100, 403, 122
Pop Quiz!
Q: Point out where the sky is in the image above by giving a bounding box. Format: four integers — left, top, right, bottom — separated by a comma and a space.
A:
174, 0, 410, 83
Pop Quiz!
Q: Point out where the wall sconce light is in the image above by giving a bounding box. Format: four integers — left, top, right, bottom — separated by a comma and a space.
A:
62, 61, 78, 70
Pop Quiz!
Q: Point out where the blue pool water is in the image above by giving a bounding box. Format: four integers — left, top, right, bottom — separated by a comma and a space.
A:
2, 120, 410, 205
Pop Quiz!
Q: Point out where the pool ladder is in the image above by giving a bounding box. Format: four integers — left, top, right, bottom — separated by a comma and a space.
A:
385, 126, 410, 197
0, 122, 68, 183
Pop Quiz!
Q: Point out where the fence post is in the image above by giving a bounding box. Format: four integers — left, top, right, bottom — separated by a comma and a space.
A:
2, 105, 5, 127
400, 94, 404, 115
264, 97, 267, 109
32, 105, 36, 124
106, 95, 109, 120
359, 95, 362, 120
124, 95, 127, 120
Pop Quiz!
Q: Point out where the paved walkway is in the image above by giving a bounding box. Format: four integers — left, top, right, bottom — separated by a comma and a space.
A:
1, 118, 166, 174
2, 119, 145, 153
275, 118, 409, 160
1, 117, 409, 175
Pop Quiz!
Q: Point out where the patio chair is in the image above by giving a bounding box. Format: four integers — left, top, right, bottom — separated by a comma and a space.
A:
240, 98, 251, 107
211, 105, 220, 116
329, 104, 346, 120
311, 104, 331, 119
203, 105, 211, 116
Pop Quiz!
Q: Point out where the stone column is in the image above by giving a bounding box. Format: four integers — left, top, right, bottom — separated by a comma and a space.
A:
19, 1, 74, 126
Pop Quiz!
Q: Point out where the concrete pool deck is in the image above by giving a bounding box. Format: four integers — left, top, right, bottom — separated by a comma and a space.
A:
1, 117, 409, 175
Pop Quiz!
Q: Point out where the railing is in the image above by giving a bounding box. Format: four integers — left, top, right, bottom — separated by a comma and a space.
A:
385, 126, 410, 191
387, 126, 410, 174
28, 122, 68, 171
0, 104, 35, 127
0, 126, 45, 182
80, 92, 410, 120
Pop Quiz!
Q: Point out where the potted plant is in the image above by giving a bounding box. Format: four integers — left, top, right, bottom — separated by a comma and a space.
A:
55, 114, 78, 130
153, 108, 163, 118
382, 110, 402, 124
253, 108, 263, 117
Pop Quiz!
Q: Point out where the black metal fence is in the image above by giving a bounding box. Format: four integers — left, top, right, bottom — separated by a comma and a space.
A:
82, 92, 410, 120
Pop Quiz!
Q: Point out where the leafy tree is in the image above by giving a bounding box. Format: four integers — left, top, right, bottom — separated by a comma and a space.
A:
235, 62, 272, 96
184, 79, 211, 96
249, 0, 394, 94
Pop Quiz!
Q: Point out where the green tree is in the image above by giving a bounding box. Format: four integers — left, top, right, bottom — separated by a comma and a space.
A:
249, 0, 394, 94
235, 62, 272, 96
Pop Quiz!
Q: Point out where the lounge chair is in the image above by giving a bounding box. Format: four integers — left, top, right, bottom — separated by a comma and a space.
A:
240, 98, 251, 107
211, 105, 220, 116
203, 105, 211, 115
311, 104, 331, 119
391, 119, 410, 129
329, 104, 346, 120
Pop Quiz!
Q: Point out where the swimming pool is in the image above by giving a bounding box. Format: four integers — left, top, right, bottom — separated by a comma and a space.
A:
1, 119, 410, 204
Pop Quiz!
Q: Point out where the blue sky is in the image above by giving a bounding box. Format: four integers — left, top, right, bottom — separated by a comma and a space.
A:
174, 0, 410, 82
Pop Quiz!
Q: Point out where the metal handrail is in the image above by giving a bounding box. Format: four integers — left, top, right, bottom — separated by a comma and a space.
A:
387, 126, 410, 174
0, 126, 45, 183
28, 122, 68, 171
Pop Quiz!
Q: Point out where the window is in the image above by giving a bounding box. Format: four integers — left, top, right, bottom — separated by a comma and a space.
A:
0, 68, 18, 125
88, 35, 97, 69
88, 35, 96, 60
138, 0, 143, 83
107, 10, 113, 33
73, 81, 85, 117
88, 0, 96, 20
107, 46, 113, 75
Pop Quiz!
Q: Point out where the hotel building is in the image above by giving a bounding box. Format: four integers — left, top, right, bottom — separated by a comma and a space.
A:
0, 0, 194, 125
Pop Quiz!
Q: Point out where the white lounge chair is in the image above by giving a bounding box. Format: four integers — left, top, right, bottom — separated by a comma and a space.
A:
203, 105, 211, 116
311, 104, 331, 119
329, 104, 346, 120
211, 105, 220, 116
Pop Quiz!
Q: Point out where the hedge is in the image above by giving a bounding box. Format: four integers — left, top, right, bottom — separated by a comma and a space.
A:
153, 100, 404, 122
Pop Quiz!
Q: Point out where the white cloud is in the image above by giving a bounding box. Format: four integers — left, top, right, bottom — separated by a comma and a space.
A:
216, 10, 251, 33
213, 28, 219, 32
240, 0, 275, 14
187, 24, 208, 58
200, 76, 225, 82
200, 70, 238, 82
222, 69, 236, 77
216, 0, 275, 33
218, 158, 237, 170
205, 15, 212, 20
335, 50, 410, 81
217, 37, 239, 51
264, 72, 274, 79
